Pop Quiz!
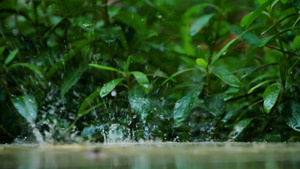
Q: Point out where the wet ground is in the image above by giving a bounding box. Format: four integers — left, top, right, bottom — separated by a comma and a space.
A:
0, 142, 300, 169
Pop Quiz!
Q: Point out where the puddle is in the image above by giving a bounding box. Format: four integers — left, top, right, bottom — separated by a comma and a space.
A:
1, 143, 300, 169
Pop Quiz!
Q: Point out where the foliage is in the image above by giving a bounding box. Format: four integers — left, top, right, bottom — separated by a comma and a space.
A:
0, 0, 300, 143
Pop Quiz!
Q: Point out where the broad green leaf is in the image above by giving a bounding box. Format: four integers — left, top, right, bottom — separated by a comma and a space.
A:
190, 14, 214, 36
196, 58, 208, 68
4, 49, 18, 65
263, 83, 281, 114
162, 68, 198, 85
131, 71, 150, 93
204, 94, 225, 117
281, 0, 288, 4
173, 85, 203, 125
293, 35, 300, 51
60, 67, 85, 98
11, 95, 37, 123
212, 67, 241, 87
100, 78, 123, 97
7, 63, 44, 78
279, 100, 300, 132
228, 117, 257, 140
77, 88, 102, 120
247, 79, 274, 94
128, 86, 151, 120
89, 64, 123, 74
0, 46, 5, 56
258, 35, 274, 47
241, 0, 273, 27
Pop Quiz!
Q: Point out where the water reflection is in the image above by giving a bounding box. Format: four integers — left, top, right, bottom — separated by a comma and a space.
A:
0, 143, 300, 169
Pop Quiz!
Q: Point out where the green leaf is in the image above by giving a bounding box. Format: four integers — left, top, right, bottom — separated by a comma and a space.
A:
197, 46, 207, 60
4, 49, 18, 65
263, 84, 281, 114
184, 3, 220, 17
0, 46, 5, 56
258, 35, 274, 47
173, 85, 203, 125
228, 117, 257, 140
257, 0, 268, 4
280, 0, 288, 4
212, 67, 241, 87
77, 88, 102, 120
7, 63, 44, 78
89, 64, 123, 74
190, 14, 214, 36
211, 28, 251, 65
279, 100, 300, 132
11, 95, 37, 123
241, 0, 273, 27
128, 86, 151, 120
293, 35, 300, 51
204, 94, 225, 117
60, 67, 85, 98
100, 78, 123, 97
196, 58, 208, 68
131, 71, 150, 93
162, 68, 198, 85
247, 79, 274, 94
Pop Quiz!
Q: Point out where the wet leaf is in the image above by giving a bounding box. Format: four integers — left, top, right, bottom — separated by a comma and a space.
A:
4, 49, 18, 65
100, 78, 123, 97
11, 95, 37, 123
263, 83, 280, 114
204, 94, 225, 117
190, 14, 214, 36
89, 64, 123, 74
228, 117, 257, 140
7, 63, 44, 78
212, 67, 241, 87
173, 85, 202, 125
60, 67, 85, 98
77, 88, 102, 120
128, 86, 151, 120
131, 71, 150, 93
162, 68, 198, 85
279, 101, 300, 132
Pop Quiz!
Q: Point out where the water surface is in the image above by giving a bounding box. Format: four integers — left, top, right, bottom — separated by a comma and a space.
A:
1, 143, 300, 169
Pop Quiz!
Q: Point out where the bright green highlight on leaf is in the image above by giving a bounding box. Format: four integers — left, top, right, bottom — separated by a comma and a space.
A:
196, 58, 208, 68
131, 71, 150, 92
190, 14, 214, 36
100, 78, 123, 97
11, 95, 37, 123
248, 80, 274, 94
263, 83, 281, 114
89, 64, 123, 74
4, 49, 18, 65
228, 117, 257, 140
7, 63, 44, 78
